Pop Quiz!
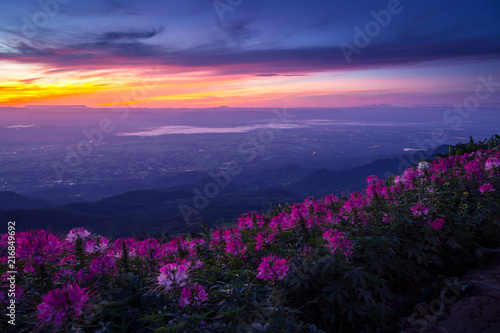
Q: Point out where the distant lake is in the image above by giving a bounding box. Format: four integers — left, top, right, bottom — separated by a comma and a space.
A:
6, 124, 35, 128
115, 120, 402, 136
115, 123, 309, 136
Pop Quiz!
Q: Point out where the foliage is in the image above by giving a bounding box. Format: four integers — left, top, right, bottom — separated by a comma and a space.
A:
1, 136, 499, 332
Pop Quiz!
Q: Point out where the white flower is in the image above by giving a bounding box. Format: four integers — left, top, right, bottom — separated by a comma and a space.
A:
417, 161, 430, 171
485, 157, 500, 171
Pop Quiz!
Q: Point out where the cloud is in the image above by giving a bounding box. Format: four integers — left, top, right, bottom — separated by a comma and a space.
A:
218, 19, 258, 44
1, 14, 499, 79
100, 27, 164, 41
254, 74, 279, 77
254, 74, 307, 77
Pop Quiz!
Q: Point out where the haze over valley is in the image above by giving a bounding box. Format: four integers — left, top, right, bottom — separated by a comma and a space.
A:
1, 105, 498, 236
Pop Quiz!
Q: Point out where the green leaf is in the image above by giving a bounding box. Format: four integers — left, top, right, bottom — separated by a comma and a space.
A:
251, 323, 266, 331
283, 321, 291, 333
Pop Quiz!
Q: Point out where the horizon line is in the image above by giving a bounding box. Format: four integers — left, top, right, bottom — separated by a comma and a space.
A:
2, 103, 500, 110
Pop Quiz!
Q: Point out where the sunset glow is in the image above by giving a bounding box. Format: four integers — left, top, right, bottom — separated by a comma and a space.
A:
1, 0, 499, 108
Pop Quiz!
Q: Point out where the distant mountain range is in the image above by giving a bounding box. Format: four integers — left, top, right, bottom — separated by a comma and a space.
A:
0, 145, 449, 237
0, 191, 55, 209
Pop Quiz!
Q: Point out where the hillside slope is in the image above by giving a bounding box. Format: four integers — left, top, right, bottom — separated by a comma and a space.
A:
1, 136, 498, 332
0, 191, 54, 209
1, 147, 447, 237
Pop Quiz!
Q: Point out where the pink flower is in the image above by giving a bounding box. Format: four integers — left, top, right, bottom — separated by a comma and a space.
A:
178, 284, 208, 307
111, 238, 137, 258
157, 263, 189, 290
209, 229, 223, 248
428, 218, 445, 231
255, 232, 275, 250
323, 230, 351, 254
382, 214, 393, 224
366, 178, 387, 201
269, 213, 297, 231
479, 183, 495, 194
89, 256, 117, 278
463, 160, 482, 179
225, 240, 246, 257
179, 287, 192, 307
324, 211, 341, 225
256, 254, 289, 281
394, 175, 406, 186
136, 238, 164, 259
410, 202, 428, 216
37, 284, 89, 326
238, 212, 265, 230
85, 236, 109, 254
14, 230, 65, 265
485, 157, 500, 171
324, 194, 339, 204
209, 228, 242, 249
223, 228, 241, 243
402, 168, 419, 183
193, 284, 208, 306
66, 228, 91, 242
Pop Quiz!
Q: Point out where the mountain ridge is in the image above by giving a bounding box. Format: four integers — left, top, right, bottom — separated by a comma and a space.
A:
0, 146, 449, 236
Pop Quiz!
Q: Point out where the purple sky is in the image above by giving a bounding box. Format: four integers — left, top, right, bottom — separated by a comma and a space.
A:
0, 0, 499, 107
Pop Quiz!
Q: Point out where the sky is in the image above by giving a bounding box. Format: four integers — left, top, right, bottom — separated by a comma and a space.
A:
0, 0, 499, 108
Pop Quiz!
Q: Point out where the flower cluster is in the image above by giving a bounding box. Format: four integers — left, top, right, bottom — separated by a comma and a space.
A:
410, 202, 429, 216
238, 212, 266, 230
13, 230, 67, 266
37, 283, 89, 326
85, 236, 109, 253
66, 228, 91, 242
256, 254, 289, 281
179, 284, 208, 307
428, 218, 445, 231
323, 230, 352, 256
479, 183, 495, 193
88, 255, 117, 278
157, 262, 189, 290
0, 142, 498, 331
255, 231, 275, 250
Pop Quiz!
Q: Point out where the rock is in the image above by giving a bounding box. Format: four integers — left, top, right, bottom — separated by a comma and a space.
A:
438, 319, 466, 333
468, 317, 487, 330
402, 263, 500, 333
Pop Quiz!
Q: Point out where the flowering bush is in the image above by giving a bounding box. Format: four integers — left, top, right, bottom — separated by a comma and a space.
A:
0, 136, 499, 332
479, 183, 495, 193
256, 254, 289, 281
157, 262, 189, 290
37, 283, 89, 328
428, 218, 445, 231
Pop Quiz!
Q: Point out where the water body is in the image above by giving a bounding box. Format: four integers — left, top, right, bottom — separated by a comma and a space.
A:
115, 123, 308, 136
115, 120, 406, 136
